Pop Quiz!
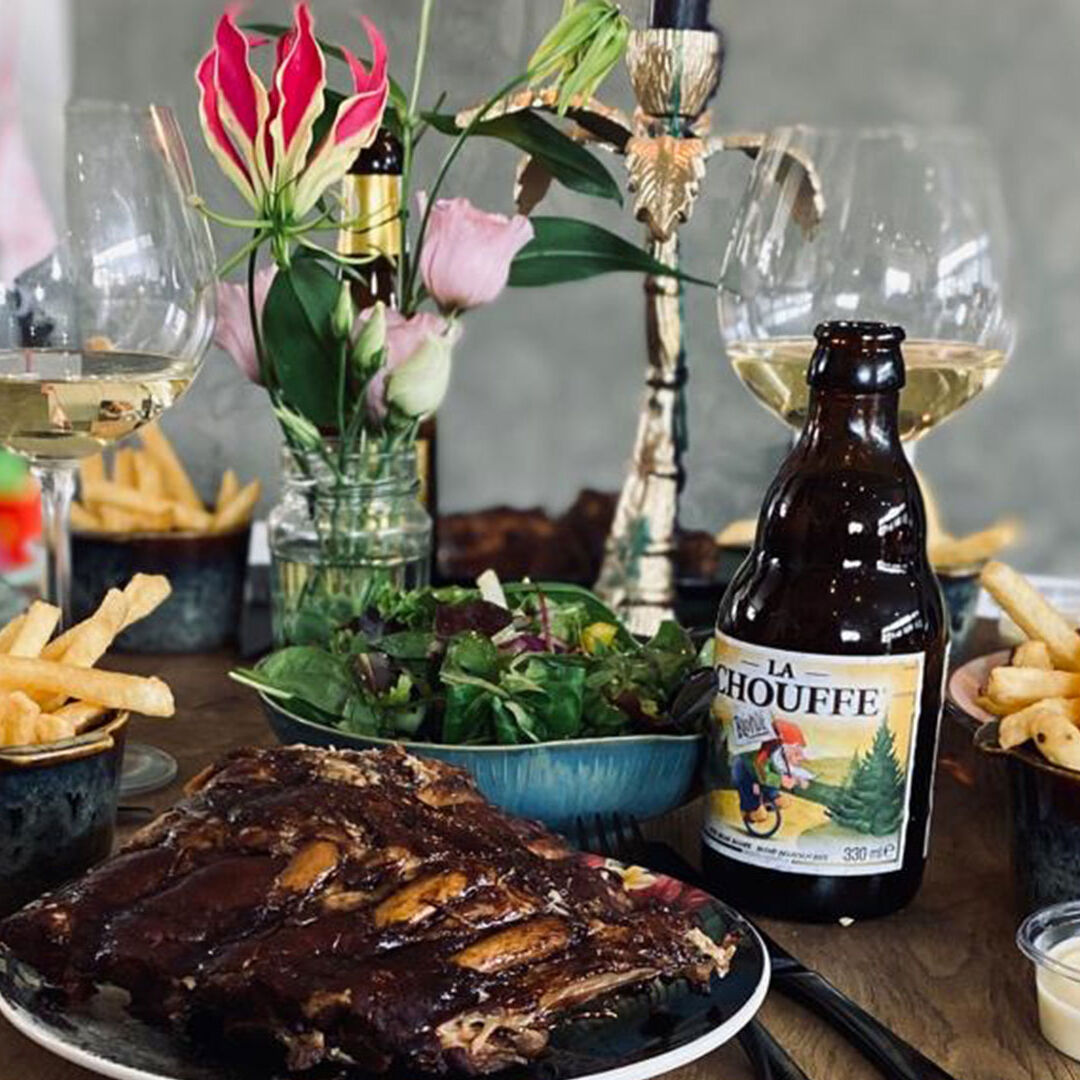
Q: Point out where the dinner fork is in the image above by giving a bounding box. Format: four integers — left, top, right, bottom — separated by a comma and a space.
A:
572, 816, 811, 1080
577, 813, 960, 1080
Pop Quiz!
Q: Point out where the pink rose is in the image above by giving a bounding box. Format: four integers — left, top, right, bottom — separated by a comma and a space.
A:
213, 266, 275, 383
417, 195, 533, 313
361, 308, 452, 422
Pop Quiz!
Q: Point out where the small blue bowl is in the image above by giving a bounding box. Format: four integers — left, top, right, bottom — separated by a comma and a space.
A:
72, 526, 250, 653
0, 713, 128, 917
259, 693, 703, 831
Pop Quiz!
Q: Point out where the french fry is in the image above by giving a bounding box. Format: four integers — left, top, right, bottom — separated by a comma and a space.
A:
1030, 702, 1080, 770
170, 502, 214, 531
1013, 640, 1054, 670
715, 518, 756, 548
998, 698, 1080, 750
78, 455, 106, 489
0, 656, 174, 716
5, 713, 37, 747
9, 691, 40, 722
70, 501, 102, 531
82, 480, 172, 518
133, 452, 165, 499
216, 468, 240, 512
213, 478, 260, 533
40, 591, 129, 711
930, 521, 1021, 570
984, 667, 1080, 712
51, 700, 107, 733
120, 574, 172, 627
8, 602, 61, 659
0, 692, 37, 747
33, 714, 76, 745
0, 615, 26, 654
140, 424, 202, 510
114, 448, 137, 488
42, 575, 170, 663
981, 562, 1080, 672
97, 505, 140, 533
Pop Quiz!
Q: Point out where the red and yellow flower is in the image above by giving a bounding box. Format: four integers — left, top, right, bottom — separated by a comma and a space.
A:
195, 3, 389, 224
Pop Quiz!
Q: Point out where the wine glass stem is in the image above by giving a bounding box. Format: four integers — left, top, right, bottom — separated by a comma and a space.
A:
33, 462, 77, 626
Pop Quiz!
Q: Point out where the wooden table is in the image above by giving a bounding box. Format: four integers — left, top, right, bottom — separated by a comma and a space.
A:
2, 643, 1077, 1080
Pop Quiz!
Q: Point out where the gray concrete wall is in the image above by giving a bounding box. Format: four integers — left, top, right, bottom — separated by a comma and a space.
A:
54, 0, 1080, 571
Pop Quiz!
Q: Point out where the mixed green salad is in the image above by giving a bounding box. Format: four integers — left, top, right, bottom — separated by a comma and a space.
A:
233, 573, 712, 746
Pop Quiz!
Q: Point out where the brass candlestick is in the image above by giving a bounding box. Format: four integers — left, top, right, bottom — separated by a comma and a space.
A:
458, 16, 821, 635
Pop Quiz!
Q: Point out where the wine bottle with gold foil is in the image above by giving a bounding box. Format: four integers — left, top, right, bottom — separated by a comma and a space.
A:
338, 129, 438, 525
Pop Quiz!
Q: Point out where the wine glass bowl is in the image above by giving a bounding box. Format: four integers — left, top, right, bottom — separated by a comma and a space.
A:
718, 125, 1013, 442
0, 101, 215, 618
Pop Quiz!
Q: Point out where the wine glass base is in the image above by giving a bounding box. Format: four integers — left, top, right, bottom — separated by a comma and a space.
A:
120, 741, 178, 798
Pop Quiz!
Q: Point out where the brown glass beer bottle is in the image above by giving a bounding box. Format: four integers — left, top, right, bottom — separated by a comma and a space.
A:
339, 130, 438, 521
703, 321, 948, 922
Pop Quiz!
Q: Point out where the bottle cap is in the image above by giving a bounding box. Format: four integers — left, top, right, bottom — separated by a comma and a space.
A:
808, 321, 906, 392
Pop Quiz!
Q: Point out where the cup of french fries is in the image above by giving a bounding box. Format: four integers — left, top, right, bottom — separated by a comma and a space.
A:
971, 562, 1080, 912
716, 469, 1020, 651
0, 576, 175, 915
70, 426, 259, 653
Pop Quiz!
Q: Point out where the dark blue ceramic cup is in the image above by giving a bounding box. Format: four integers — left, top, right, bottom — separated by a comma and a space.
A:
0, 713, 127, 917
72, 526, 250, 652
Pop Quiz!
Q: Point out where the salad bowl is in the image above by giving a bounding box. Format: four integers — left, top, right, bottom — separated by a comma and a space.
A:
241, 577, 711, 829
259, 691, 703, 829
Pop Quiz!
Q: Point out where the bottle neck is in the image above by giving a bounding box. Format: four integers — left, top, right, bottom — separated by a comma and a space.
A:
797, 388, 903, 462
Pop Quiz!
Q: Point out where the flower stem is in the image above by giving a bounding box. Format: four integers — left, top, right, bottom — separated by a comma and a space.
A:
218, 232, 268, 279
247, 240, 272, 390
408, 0, 437, 124
403, 69, 532, 308
191, 198, 273, 231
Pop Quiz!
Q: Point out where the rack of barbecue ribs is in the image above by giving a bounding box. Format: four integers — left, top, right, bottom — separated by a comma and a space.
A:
0, 745, 734, 1075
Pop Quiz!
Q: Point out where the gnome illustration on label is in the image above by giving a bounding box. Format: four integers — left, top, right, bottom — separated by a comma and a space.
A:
732, 717, 816, 826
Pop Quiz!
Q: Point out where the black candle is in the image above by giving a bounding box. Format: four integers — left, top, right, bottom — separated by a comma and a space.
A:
650, 0, 711, 29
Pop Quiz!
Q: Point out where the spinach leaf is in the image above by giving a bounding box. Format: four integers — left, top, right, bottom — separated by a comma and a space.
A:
253, 647, 354, 715
443, 682, 496, 744
445, 632, 500, 679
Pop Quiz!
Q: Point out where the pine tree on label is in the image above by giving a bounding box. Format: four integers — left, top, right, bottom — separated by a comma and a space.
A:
831, 722, 906, 836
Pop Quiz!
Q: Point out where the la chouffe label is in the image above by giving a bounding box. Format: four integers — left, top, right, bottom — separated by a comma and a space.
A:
704, 633, 925, 877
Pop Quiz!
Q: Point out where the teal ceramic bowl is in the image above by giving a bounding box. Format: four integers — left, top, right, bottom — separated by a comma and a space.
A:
259, 692, 703, 830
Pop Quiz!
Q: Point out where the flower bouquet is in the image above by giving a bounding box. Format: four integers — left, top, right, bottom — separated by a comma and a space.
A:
195, 0, 705, 646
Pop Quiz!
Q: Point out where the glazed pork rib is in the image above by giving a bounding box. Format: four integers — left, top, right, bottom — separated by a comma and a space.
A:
0, 745, 732, 1075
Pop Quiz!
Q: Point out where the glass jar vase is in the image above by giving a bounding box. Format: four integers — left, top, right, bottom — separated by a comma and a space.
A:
268, 445, 432, 646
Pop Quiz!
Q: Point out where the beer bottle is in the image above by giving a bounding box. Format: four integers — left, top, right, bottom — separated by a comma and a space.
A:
703, 321, 948, 922
339, 130, 439, 521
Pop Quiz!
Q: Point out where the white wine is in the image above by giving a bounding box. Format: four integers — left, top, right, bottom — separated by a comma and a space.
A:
728, 337, 1006, 441
0, 349, 194, 461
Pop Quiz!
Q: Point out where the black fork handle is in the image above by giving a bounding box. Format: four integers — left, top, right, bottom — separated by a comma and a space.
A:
620, 825, 960, 1080
772, 967, 955, 1080
738, 1019, 813, 1080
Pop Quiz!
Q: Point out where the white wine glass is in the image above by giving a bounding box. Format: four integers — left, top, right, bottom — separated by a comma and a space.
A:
0, 101, 215, 620
718, 125, 1014, 443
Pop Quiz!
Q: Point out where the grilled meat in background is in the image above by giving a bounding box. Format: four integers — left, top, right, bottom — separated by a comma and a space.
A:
0, 745, 732, 1075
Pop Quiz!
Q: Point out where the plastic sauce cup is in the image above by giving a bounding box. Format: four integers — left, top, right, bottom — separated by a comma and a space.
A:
1017, 901, 1080, 1060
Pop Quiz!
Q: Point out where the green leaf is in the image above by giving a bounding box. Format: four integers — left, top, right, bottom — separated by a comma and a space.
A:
423, 111, 621, 205
443, 682, 495, 744
244, 22, 408, 120
252, 646, 354, 715
503, 581, 636, 649
508, 217, 715, 288
445, 632, 500, 679
379, 630, 437, 661
262, 260, 342, 427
